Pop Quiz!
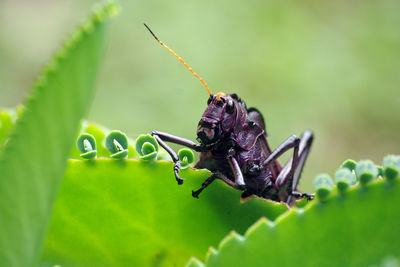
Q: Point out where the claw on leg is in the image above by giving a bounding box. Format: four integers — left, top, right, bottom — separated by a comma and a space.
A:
303, 193, 314, 201
192, 174, 217, 199
192, 190, 200, 198
290, 191, 314, 201
174, 161, 184, 185
176, 177, 184, 185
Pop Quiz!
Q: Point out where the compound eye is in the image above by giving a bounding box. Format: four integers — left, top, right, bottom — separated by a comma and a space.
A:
216, 98, 224, 107
226, 99, 234, 114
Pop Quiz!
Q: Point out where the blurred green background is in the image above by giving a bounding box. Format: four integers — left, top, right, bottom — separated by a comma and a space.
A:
0, 0, 399, 191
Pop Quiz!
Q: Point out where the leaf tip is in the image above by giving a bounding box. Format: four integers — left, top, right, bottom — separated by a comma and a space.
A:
245, 217, 274, 239
186, 257, 205, 267
92, 1, 120, 21
218, 231, 244, 251
205, 247, 218, 262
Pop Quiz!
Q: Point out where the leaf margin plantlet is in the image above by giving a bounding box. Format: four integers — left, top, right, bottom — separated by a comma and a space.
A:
314, 173, 334, 199
135, 133, 159, 160
334, 168, 355, 192
355, 160, 378, 185
77, 133, 97, 159
105, 130, 129, 159
382, 155, 400, 180
178, 148, 195, 168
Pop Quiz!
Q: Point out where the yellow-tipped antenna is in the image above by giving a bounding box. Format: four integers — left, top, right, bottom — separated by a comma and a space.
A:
144, 23, 213, 96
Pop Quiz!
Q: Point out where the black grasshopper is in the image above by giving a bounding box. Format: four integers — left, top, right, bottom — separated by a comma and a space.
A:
145, 24, 314, 205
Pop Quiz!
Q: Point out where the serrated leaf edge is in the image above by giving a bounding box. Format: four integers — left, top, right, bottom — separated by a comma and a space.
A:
195, 178, 394, 266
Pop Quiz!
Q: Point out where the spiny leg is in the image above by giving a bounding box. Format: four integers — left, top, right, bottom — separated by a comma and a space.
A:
152, 130, 203, 184
288, 130, 314, 202
273, 131, 314, 203
259, 134, 302, 200
262, 135, 301, 168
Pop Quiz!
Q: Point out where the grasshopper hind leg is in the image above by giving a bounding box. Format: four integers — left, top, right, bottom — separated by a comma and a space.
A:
274, 130, 314, 205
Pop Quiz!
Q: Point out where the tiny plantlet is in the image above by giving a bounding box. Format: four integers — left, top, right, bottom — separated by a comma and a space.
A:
178, 148, 195, 168
314, 173, 334, 200
77, 133, 97, 159
334, 168, 355, 192
144, 24, 314, 205
383, 155, 400, 180
356, 160, 378, 185
135, 134, 159, 160
105, 130, 129, 159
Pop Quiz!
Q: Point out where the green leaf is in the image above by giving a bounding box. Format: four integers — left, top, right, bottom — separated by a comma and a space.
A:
0, 3, 118, 266
198, 178, 400, 266
186, 257, 205, 267
40, 159, 288, 266
0, 109, 15, 150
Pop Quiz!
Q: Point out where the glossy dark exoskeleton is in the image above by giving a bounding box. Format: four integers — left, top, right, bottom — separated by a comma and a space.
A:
152, 93, 314, 205
145, 24, 314, 205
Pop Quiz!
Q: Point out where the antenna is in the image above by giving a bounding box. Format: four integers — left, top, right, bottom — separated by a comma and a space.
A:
144, 23, 213, 96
